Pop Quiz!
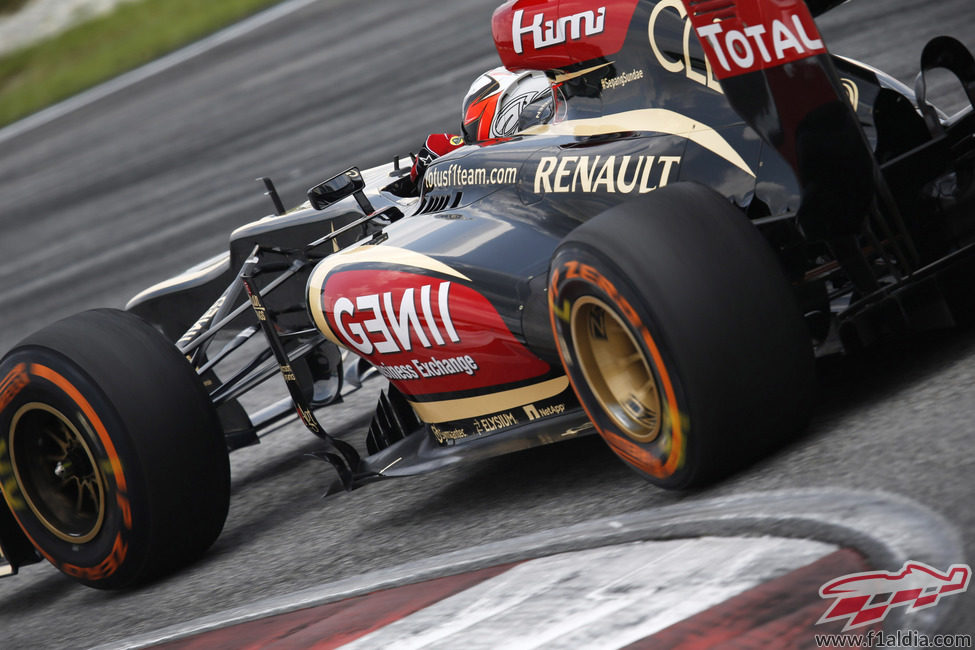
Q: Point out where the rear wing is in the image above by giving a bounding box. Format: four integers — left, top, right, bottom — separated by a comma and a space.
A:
682, 0, 926, 299
680, 0, 876, 241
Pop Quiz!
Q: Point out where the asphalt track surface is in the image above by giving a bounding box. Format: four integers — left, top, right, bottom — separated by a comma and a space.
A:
0, 0, 973, 646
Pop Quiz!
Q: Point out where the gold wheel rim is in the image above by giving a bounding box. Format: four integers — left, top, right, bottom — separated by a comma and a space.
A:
9, 403, 107, 543
570, 297, 662, 443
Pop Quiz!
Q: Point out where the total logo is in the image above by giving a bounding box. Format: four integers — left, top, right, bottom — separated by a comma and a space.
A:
695, 14, 824, 77
511, 6, 606, 54
681, 1, 827, 79
332, 281, 460, 356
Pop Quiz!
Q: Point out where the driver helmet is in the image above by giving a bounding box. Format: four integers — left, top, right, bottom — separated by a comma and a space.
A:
461, 67, 551, 143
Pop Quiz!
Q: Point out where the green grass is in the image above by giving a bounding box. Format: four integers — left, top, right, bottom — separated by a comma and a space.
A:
0, 0, 284, 127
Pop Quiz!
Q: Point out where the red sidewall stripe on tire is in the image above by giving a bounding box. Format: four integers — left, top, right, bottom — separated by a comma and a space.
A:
548, 260, 685, 479
1, 363, 131, 580
29, 363, 127, 492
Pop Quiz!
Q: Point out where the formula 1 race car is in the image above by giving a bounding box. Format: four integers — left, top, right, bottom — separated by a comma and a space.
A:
2, 0, 975, 588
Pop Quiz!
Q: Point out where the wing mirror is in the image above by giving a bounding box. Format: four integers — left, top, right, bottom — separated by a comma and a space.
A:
307, 167, 374, 213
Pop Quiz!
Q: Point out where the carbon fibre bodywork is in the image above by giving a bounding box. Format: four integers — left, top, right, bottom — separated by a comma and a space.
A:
126, 0, 975, 474
4, 0, 975, 579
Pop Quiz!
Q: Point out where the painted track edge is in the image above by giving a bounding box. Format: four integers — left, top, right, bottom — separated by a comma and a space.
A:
96, 487, 966, 649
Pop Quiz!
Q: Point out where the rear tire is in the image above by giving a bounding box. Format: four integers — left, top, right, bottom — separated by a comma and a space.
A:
549, 184, 814, 489
0, 309, 230, 588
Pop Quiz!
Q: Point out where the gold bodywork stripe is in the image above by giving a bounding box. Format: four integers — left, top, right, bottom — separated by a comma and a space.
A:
307, 245, 471, 345
551, 62, 613, 83
408, 376, 569, 423
521, 108, 755, 177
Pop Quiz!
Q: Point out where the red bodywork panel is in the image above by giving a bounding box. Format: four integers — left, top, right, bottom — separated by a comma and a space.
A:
492, 0, 640, 71
318, 269, 551, 398
680, 0, 826, 79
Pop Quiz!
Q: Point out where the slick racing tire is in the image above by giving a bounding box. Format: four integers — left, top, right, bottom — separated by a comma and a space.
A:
0, 309, 230, 588
549, 183, 815, 489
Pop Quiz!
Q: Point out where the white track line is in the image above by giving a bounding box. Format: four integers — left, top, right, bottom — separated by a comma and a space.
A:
0, 0, 322, 146
337, 537, 836, 650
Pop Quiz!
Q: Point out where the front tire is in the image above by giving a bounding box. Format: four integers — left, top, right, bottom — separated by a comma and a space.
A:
0, 309, 230, 588
549, 184, 815, 489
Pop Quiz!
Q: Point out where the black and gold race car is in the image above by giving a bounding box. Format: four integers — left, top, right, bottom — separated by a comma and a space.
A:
2, 0, 974, 588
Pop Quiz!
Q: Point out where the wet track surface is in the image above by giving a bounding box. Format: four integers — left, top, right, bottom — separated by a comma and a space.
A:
1, 0, 974, 646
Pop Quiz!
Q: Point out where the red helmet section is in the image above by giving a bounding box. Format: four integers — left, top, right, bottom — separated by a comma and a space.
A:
462, 76, 504, 143
492, 0, 640, 71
